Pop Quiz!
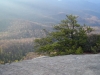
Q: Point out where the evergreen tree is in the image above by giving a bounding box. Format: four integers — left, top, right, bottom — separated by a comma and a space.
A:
34, 15, 94, 56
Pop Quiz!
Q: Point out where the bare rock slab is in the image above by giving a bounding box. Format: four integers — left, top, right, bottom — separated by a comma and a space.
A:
0, 54, 100, 75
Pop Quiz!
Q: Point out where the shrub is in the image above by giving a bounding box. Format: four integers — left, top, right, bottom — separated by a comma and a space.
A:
91, 46, 97, 54
75, 47, 83, 54
66, 49, 75, 54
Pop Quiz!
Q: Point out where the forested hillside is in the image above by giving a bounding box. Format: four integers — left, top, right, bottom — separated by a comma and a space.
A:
0, 19, 53, 40
0, 19, 52, 64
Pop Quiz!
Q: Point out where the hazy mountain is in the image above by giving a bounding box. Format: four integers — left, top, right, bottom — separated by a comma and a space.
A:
0, 19, 53, 40
0, 0, 100, 39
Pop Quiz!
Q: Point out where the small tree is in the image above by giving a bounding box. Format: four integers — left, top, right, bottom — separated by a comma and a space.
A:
34, 15, 93, 56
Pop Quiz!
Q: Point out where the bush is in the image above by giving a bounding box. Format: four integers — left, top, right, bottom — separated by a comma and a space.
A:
75, 47, 83, 54
66, 49, 75, 54
91, 46, 97, 54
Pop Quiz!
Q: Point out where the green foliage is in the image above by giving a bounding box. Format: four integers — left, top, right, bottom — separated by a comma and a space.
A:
34, 14, 100, 56
75, 47, 83, 54
85, 34, 100, 53
91, 46, 97, 54
66, 49, 75, 55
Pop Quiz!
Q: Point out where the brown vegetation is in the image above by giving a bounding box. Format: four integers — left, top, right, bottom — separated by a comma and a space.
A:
0, 38, 34, 52
23, 52, 44, 60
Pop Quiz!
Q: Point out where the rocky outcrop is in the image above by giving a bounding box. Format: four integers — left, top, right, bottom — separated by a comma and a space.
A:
0, 54, 100, 75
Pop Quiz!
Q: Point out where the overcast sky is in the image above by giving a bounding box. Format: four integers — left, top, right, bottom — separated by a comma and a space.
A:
0, 0, 100, 24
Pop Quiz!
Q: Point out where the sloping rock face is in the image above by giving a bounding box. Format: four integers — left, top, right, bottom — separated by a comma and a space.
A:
0, 54, 100, 75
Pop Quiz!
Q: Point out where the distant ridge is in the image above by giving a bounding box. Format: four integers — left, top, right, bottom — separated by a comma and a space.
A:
0, 19, 52, 40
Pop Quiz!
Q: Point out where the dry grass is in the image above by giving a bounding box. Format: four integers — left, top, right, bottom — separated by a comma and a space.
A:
23, 52, 44, 60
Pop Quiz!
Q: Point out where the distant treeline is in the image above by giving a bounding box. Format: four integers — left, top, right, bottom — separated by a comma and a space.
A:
0, 39, 34, 64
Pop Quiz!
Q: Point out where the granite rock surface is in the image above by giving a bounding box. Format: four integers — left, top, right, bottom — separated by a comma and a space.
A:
0, 54, 100, 75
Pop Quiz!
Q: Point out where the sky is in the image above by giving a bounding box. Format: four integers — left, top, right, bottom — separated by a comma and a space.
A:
0, 0, 100, 25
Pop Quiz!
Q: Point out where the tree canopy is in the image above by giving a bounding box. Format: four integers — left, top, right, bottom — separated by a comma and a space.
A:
34, 15, 100, 56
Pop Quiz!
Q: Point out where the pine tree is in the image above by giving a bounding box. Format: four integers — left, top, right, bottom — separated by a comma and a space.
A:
34, 15, 93, 56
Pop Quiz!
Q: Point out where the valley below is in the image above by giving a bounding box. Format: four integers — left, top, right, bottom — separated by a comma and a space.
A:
0, 19, 53, 64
